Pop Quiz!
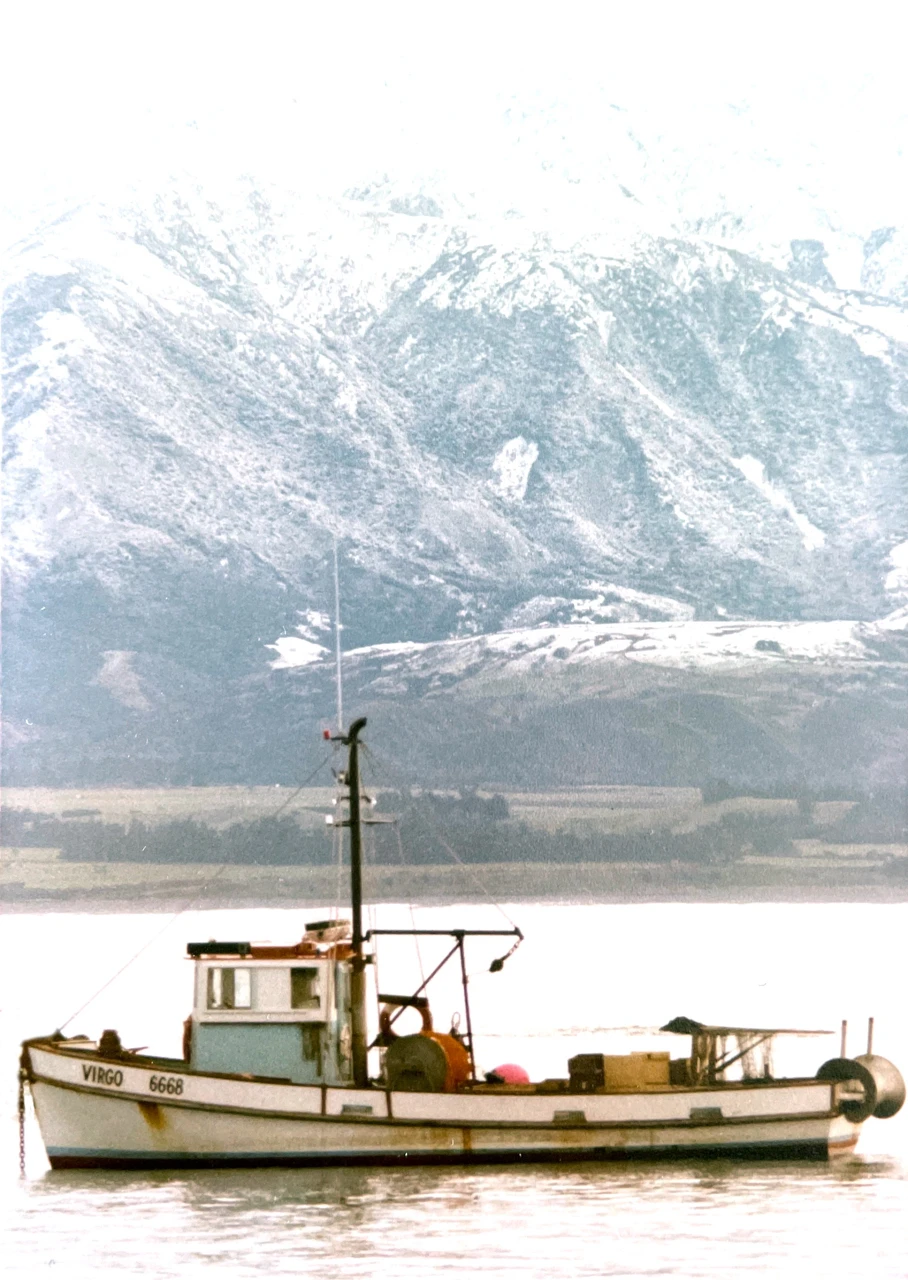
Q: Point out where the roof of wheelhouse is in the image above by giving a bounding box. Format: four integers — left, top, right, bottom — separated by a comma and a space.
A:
187, 919, 353, 962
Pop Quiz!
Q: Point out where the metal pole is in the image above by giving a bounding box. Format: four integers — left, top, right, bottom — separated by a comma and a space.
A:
378, 942, 461, 1037
457, 932, 477, 1081
346, 717, 369, 1087
840, 1019, 848, 1058
867, 1017, 874, 1056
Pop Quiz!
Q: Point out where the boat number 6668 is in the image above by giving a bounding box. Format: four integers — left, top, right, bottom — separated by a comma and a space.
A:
148, 1074, 184, 1095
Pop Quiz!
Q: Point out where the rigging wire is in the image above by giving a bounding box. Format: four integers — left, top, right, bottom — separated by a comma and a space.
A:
396, 824, 425, 987
332, 817, 344, 924
58, 752, 335, 1032
360, 748, 425, 988
331, 740, 345, 923
332, 536, 344, 732
358, 752, 381, 1000
330, 536, 345, 921
363, 808, 381, 1009
362, 743, 522, 933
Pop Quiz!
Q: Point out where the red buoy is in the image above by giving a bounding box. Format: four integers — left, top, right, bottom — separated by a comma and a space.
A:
490, 1063, 530, 1084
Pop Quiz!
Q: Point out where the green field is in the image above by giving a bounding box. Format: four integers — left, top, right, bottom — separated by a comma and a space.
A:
0, 783, 858, 836
1, 785, 337, 829
3, 846, 906, 912
2, 786, 904, 910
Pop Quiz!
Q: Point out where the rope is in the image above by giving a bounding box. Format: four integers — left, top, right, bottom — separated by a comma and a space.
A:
58, 752, 334, 1032
18, 1067, 26, 1177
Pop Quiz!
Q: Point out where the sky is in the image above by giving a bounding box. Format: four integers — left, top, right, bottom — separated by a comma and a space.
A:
2, 1, 906, 251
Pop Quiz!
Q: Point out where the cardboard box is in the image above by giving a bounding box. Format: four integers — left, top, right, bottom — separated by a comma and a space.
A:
603, 1052, 670, 1090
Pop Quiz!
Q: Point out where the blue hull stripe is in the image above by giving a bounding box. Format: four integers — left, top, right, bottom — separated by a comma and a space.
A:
46, 1137, 836, 1168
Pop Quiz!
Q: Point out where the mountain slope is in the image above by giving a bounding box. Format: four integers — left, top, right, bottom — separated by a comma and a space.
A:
3, 183, 907, 785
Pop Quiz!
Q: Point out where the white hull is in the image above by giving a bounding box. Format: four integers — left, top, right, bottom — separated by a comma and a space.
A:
27, 1045, 860, 1168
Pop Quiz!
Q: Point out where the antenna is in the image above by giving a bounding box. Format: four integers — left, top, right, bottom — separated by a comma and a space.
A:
333, 537, 344, 732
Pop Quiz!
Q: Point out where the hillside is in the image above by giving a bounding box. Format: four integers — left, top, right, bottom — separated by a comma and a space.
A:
3, 156, 907, 786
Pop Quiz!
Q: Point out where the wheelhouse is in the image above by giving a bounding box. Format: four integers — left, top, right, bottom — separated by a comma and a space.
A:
185, 923, 354, 1085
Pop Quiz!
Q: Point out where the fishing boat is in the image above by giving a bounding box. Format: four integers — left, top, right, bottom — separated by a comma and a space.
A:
21, 718, 904, 1169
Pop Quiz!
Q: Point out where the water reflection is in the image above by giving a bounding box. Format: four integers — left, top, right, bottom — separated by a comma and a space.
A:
9, 1157, 908, 1279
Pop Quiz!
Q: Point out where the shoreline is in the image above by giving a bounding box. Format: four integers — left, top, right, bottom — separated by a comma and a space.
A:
4, 859, 907, 913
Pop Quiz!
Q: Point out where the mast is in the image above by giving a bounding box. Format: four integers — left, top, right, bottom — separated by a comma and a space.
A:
343, 716, 369, 1087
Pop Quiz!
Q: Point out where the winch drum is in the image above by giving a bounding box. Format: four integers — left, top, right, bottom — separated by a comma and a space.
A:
816, 1055, 905, 1122
384, 1034, 449, 1092
855, 1054, 906, 1119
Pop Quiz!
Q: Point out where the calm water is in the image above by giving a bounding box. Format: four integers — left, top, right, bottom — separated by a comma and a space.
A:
3, 902, 907, 1278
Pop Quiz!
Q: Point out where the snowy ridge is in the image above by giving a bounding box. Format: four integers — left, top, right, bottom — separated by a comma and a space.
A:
272, 616, 906, 683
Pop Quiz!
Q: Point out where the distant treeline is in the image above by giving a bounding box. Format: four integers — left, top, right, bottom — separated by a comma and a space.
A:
2, 785, 905, 868
2, 811, 321, 865
700, 782, 908, 845
700, 778, 866, 804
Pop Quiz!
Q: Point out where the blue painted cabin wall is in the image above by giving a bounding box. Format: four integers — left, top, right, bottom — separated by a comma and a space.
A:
192, 1023, 323, 1084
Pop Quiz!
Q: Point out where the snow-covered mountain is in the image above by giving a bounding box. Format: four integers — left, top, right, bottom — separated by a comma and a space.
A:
258, 614, 908, 793
3, 161, 907, 787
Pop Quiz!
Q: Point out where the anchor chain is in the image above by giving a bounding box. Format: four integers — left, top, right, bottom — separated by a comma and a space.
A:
17, 1066, 27, 1178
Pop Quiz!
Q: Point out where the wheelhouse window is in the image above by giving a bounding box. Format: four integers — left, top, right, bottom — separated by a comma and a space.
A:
291, 967, 321, 1010
207, 967, 252, 1009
